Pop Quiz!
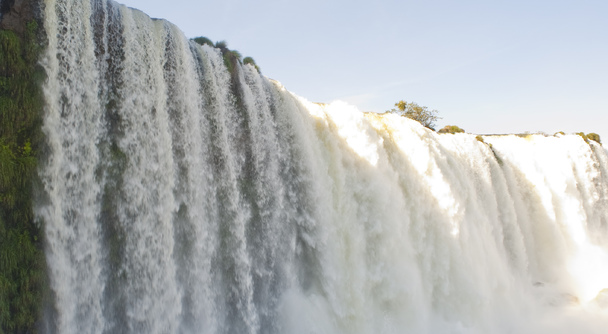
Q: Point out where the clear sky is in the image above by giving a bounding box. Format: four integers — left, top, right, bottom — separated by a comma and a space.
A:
116, 0, 608, 138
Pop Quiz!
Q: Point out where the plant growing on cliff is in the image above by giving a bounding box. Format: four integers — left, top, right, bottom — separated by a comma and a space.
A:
207, 40, 241, 74
577, 132, 602, 145
192, 36, 213, 47
586, 133, 601, 145
385, 100, 441, 131
192, 37, 261, 74
0, 20, 47, 334
243, 56, 260, 73
438, 125, 465, 134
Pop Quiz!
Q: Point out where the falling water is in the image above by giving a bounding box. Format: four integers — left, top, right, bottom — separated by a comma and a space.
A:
36, 0, 608, 333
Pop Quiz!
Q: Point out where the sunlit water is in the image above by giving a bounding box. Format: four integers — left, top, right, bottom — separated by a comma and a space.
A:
37, 0, 608, 333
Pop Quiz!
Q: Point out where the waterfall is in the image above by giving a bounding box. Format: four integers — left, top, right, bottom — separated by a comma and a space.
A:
36, 0, 608, 333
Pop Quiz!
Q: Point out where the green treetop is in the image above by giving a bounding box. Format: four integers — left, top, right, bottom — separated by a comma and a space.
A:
386, 100, 440, 131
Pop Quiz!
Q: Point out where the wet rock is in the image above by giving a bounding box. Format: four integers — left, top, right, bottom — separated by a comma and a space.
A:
0, 0, 37, 36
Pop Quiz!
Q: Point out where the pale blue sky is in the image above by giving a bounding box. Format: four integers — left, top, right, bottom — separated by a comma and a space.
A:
117, 0, 608, 138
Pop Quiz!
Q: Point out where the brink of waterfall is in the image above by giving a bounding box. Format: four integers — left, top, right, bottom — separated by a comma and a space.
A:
26, 0, 608, 333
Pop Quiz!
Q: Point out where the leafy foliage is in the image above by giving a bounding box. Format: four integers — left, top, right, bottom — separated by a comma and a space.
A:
0, 21, 47, 334
226, 49, 242, 61
191, 37, 261, 75
214, 40, 228, 51
243, 56, 260, 73
192, 36, 213, 47
586, 133, 601, 145
577, 132, 602, 145
385, 100, 440, 130
192, 39, 240, 75
438, 125, 465, 134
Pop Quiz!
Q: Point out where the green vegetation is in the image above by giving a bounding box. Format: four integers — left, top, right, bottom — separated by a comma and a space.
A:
214, 40, 242, 75
577, 132, 602, 145
0, 21, 47, 333
385, 100, 440, 130
192, 36, 213, 47
438, 125, 465, 134
213, 40, 228, 50
243, 57, 260, 73
192, 38, 241, 73
191, 37, 261, 74
585, 133, 601, 145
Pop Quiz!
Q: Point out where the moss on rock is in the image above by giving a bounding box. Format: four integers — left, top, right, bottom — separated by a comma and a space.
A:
0, 16, 47, 334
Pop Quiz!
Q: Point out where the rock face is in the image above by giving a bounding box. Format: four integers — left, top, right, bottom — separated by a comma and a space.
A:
0, 0, 39, 36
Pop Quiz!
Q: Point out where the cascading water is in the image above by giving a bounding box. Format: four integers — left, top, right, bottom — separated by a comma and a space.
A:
36, 0, 608, 333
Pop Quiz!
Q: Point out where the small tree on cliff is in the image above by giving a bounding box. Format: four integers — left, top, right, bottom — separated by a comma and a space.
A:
243, 57, 260, 73
192, 36, 213, 47
386, 100, 440, 131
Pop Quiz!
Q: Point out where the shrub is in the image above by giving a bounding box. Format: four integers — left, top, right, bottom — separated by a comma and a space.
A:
207, 40, 242, 75
385, 100, 440, 130
214, 40, 228, 51
225, 49, 242, 62
193, 38, 262, 74
587, 133, 601, 145
243, 56, 260, 73
192, 36, 213, 47
438, 125, 465, 134
576, 132, 591, 144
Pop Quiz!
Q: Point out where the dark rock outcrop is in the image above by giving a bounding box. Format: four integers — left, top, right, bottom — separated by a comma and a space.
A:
0, 0, 39, 36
